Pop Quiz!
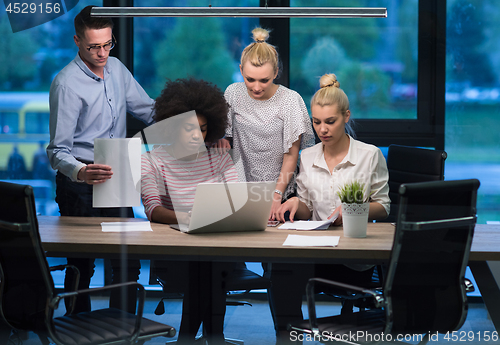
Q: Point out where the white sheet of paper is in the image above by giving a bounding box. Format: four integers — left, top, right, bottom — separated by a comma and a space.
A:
278, 211, 339, 230
283, 234, 340, 247
279, 220, 331, 230
93, 138, 141, 207
101, 221, 153, 232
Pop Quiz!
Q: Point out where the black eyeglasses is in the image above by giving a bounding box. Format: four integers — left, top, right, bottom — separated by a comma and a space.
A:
80, 34, 116, 54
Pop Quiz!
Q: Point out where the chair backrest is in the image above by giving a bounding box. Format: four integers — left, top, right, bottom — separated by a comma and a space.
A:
0, 181, 54, 334
385, 144, 447, 223
384, 179, 479, 335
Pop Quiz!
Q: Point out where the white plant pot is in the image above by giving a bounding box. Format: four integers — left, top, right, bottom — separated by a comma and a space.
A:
341, 202, 369, 238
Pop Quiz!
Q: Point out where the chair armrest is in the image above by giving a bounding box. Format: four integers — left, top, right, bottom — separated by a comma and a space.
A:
48, 281, 146, 344
50, 281, 145, 311
49, 264, 80, 314
49, 264, 73, 272
305, 278, 385, 335
399, 215, 476, 231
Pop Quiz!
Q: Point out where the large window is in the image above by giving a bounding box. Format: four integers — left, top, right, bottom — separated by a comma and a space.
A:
260, 0, 443, 148
0, 1, 98, 214
445, 0, 500, 223
290, 1, 418, 121
288, 0, 429, 149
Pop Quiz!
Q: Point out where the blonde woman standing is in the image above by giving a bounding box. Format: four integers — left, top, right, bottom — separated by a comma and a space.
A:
217, 27, 315, 220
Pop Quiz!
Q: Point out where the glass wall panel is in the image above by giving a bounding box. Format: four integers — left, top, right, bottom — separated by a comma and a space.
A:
445, 0, 500, 223
290, 0, 418, 118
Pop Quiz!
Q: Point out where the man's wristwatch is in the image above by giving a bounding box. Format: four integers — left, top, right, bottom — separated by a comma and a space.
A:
274, 189, 283, 199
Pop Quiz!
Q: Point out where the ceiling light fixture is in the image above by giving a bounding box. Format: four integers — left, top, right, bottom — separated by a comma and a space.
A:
91, 7, 387, 18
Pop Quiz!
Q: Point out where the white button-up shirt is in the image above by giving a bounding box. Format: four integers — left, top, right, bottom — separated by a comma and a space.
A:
297, 135, 390, 221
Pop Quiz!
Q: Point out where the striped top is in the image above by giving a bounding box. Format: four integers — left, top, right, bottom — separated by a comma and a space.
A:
141, 145, 239, 220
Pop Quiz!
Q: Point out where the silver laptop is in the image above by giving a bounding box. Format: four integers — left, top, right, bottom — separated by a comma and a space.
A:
171, 181, 275, 234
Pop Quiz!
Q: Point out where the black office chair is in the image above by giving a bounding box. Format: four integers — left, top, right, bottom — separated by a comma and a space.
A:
289, 179, 480, 344
0, 181, 176, 345
344, 144, 447, 314
325, 145, 447, 314
385, 144, 447, 223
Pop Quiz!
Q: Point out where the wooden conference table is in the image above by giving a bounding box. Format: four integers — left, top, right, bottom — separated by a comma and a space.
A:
38, 216, 500, 331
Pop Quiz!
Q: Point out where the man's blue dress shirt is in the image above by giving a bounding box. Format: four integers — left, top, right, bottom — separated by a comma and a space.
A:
47, 53, 154, 181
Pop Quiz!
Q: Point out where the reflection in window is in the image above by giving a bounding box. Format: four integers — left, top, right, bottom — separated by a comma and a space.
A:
0, 112, 18, 134
26, 112, 50, 134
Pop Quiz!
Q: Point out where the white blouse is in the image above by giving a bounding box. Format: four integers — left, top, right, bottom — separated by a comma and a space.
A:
225, 82, 315, 198
296, 136, 390, 221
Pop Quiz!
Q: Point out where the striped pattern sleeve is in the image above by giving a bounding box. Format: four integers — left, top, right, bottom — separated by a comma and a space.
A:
141, 147, 239, 220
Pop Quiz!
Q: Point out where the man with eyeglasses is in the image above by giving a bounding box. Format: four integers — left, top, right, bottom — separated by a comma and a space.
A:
47, 5, 153, 315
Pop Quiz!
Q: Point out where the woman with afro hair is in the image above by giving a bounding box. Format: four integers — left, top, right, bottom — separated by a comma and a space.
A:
140, 78, 238, 345
141, 77, 239, 225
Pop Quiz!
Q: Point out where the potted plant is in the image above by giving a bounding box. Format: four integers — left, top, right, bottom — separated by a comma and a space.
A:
337, 180, 370, 237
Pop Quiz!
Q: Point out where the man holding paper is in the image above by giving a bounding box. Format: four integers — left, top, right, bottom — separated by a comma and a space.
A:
46, 6, 154, 314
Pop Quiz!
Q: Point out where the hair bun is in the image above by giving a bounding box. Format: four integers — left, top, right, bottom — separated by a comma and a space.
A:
252, 27, 270, 43
319, 73, 340, 89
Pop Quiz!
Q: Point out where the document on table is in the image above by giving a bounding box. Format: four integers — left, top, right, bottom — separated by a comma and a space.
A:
283, 234, 340, 247
278, 212, 338, 230
279, 220, 331, 230
101, 221, 153, 232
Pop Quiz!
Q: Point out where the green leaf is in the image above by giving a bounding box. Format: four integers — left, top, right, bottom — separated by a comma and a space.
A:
337, 180, 368, 204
